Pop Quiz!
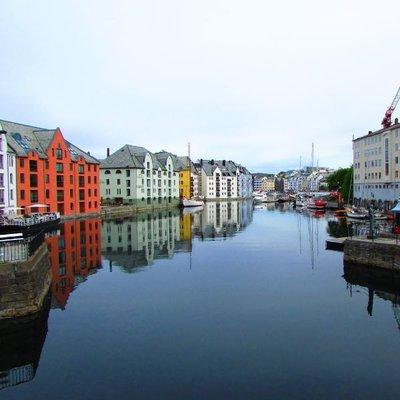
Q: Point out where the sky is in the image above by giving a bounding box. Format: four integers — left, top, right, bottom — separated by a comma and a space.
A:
1, 0, 400, 173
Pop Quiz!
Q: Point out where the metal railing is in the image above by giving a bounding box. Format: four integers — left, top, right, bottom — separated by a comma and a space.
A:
0, 232, 45, 263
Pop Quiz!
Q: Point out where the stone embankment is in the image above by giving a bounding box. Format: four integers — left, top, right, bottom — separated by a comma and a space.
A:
101, 202, 179, 220
0, 243, 51, 319
344, 237, 400, 271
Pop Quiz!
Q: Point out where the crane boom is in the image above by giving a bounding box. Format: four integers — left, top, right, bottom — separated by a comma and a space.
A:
382, 86, 400, 128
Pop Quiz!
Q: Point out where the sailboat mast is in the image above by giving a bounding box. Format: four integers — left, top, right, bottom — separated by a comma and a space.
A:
188, 142, 191, 198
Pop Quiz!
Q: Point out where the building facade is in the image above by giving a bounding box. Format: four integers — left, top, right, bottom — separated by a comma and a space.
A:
0, 120, 100, 216
261, 176, 276, 192
353, 122, 400, 209
100, 145, 179, 205
0, 124, 17, 214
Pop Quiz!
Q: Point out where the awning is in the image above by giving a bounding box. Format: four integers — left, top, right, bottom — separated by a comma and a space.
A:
391, 203, 400, 213
25, 204, 49, 208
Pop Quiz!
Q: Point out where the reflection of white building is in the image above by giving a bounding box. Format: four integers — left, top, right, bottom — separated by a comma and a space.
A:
192, 200, 253, 239
102, 209, 189, 270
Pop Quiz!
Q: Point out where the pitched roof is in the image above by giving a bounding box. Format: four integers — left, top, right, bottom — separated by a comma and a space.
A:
100, 145, 146, 169
0, 119, 99, 164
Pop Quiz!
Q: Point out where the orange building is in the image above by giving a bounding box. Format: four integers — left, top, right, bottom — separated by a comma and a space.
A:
47, 218, 101, 309
0, 120, 100, 216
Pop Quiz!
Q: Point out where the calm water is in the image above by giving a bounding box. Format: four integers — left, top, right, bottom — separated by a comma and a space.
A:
1, 201, 400, 399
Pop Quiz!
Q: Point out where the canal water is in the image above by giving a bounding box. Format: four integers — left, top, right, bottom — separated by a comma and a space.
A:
1, 201, 400, 399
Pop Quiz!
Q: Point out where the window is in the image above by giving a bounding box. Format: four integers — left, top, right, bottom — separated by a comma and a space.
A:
57, 190, 64, 201
127, 189, 131, 196
70, 189, 73, 197
29, 160, 37, 172
0, 174, 3, 187
106, 179, 110, 185
30, 190, 38, 202
79, 176, 85, 187
56, 148, 63, 159
57, 175, 64, 187
30, 174, 38, 187
104, 170, 111, 175
45, 160, 49, 169
0, 189, 4, 204
56, 163, 63, 172
46, 189, 50, 199
126, 180, 130, 187
78, 165, 84, 174
20, 173, 25, 184
20, 190, 25, 200
126, 170, 130, 177
116, 170, 122, 174
94, 176, 97, 184
20, 159, 24, 168
117, 179, 121, 185
79, 189, 85, 200
70, 175, 73, 184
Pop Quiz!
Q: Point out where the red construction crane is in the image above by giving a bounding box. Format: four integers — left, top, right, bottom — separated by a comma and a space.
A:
381, 86, 400, 128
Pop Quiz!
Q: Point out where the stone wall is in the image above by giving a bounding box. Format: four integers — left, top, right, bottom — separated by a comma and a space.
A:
344, 238, 400, 271
101, 199, 180, 220
0, 243, 51, 319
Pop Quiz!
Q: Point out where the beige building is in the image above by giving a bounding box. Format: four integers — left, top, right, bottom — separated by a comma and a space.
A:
261, 177, 275, 192
353, 121, 400, 209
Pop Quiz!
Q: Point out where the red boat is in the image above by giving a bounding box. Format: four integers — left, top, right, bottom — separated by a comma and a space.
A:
306, 198, 328, 210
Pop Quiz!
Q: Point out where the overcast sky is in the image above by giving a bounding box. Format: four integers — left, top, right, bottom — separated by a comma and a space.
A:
1, 0, 400, 172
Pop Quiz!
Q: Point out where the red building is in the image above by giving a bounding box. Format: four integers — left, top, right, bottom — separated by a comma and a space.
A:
0, 120, 100, 216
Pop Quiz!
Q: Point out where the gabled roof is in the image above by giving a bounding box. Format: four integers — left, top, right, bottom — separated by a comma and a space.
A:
0, 119, 98, 164
155, 151, 181, 172
100, 145, 146, 169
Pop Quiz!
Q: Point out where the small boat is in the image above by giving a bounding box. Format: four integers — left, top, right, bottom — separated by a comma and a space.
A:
346, 211, 368, 220
182, 198, 204, 207
306, 198, 327, 210
0, 212, 61, 235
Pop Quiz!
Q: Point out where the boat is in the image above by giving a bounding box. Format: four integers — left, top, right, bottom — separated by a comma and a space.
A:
182, 198, 204, 207
0, 212, 61, 235
306, 198, 327, 210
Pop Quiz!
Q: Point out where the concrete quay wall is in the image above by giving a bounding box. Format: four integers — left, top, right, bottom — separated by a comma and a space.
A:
344, 237, 400, 271
0, 243, 51, 319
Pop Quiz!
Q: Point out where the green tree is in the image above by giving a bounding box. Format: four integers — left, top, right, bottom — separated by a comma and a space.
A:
326, 167, 353, 203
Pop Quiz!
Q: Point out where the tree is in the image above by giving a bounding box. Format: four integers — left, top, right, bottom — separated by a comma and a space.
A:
326, 167, 353, 203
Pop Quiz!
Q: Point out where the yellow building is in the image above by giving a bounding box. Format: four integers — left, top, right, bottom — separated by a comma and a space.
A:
261, 177, 276, 191
179, 168, 191, 199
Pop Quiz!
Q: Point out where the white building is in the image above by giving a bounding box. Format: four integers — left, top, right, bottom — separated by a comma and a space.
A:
0, 124, 17, 214
353, 122, 400, 209
198, 159, 251, 200
100, 145, 179, 205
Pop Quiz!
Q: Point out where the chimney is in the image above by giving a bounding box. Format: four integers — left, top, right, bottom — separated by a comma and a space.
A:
222, 160, 226, 166
395, 118, 399, 125
87, 151, 90, 155
211, 159, 214, 165
200, 159, 203, 166
107, 147, 110, 157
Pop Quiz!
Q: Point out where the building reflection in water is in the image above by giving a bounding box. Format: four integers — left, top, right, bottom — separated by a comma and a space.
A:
192, 200, 253, 240
0, 292, 51, 390
46, 218, 102, 309
102, 209, 190, 272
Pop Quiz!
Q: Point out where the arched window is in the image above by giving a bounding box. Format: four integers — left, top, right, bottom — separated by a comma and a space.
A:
104, 170, 111, 175
116, 170, 122, 174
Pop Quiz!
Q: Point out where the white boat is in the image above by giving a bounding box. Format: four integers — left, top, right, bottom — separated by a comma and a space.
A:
182, 198, 204, 207
346, 211, 368, 220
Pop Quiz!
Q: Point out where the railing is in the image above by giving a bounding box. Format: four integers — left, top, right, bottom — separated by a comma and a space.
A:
0, 232, 46, 263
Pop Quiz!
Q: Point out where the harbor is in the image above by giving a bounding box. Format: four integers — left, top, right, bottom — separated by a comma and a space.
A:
1, 203, 400, 399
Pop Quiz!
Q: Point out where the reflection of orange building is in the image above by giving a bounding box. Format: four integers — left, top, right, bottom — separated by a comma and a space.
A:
46, 218, 101, 309
0, 120, 100, 216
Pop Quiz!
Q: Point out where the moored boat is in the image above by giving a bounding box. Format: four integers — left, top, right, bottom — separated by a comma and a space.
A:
306, 198, 327, 210
182, 198, 204, 207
